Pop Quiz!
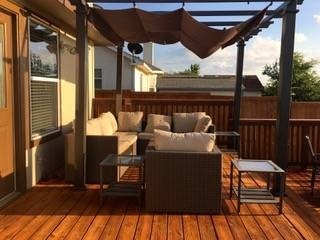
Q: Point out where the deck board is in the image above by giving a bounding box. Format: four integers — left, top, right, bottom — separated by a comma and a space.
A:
0, 154, 319, 239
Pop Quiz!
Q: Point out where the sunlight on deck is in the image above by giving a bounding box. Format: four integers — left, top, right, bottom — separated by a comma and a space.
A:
0, 154, 319, 239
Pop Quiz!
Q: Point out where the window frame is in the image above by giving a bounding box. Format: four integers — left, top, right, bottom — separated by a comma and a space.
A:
94, 68, 103, 89
28, 18, 61, 141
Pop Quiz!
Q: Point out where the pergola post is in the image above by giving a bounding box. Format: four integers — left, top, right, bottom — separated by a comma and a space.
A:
233, 40, 245, 133
273, 0, 297, 191
71, 0, 89, 187
116, 43, 124, 114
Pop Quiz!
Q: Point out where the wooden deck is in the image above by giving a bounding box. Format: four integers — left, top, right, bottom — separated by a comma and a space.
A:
0, 154, 320, 239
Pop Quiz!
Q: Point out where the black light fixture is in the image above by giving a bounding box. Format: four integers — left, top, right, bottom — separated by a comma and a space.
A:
127, 43, 143, 63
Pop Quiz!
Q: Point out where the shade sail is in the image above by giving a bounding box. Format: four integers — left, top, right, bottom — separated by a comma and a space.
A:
88, 7, 268, 59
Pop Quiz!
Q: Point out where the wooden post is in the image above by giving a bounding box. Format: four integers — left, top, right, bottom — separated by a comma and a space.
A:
273, 0, 297, 192
233, 40, 245, 132
116, 44, 124, 114
71, 0, 88, 187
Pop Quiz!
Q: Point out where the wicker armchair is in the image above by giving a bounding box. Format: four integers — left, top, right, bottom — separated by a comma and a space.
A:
145, 145, 222, 214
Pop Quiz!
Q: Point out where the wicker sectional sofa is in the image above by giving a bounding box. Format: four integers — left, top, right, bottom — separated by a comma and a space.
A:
82, 111, 215, 184
145, 145, 222, 214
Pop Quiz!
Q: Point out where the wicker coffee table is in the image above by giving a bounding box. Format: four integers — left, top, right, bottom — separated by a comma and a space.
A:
230, 159, 285, 214
99, 154, 144, 204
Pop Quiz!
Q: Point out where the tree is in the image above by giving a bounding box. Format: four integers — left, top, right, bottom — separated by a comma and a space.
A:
263, 52, 320, 101
179, 64, 200, 75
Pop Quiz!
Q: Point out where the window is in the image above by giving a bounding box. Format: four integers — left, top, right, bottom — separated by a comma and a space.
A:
94, 68, 102, 89
29, 20, 59, 138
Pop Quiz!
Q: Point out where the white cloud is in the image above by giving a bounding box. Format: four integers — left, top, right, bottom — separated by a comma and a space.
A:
155, 36, 281, 85
314, 14, 320, 24
295, 33, 307, 43
243, 36, 281, 84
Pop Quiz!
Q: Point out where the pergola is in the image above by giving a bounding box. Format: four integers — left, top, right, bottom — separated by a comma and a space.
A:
69, 0, 303, 190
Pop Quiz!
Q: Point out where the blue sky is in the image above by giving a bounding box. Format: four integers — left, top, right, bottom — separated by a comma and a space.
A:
99, 1, 320, 84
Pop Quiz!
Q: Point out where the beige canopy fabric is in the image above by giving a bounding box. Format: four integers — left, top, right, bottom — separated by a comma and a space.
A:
89, 7, 268, 59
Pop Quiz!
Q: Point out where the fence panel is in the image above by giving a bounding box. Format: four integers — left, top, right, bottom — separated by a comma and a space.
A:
92, 91, 320, 166
240, 119, 320, 166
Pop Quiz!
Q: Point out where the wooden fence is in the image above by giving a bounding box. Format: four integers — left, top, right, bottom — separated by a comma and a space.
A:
92, 91, 320, 167
240, 119, 320, 167
93, 93, 234, 131
95, 90, 320, 119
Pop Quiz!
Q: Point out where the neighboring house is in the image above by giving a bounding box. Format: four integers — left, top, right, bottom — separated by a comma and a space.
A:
157, 74, 264, 96
0, 0, 111, 199
94, 44, 164, 92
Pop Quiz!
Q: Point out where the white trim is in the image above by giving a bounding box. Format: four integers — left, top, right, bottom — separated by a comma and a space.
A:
31, 128, 60, 140
28, 18, 61, 140
31, 76, 59, 82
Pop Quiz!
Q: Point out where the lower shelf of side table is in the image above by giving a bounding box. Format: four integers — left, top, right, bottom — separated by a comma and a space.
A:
233, 187, 279, 204
102, 182, 143, 198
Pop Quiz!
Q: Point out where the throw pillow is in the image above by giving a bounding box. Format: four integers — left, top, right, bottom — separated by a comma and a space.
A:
194, 115, 212, 133
145, 114, 171, 133
154, 129, 215, 152
118, 111, 143, 132
173, 112, 206, 133
99, 112, 118, 134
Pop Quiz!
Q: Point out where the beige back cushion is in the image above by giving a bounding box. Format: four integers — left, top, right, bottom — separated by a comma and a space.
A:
194, 115, 212, 133
86, 118, 102, 135
173, 112, 206, 133
154, 129, 215, 152
145, 114, 171, 133
118, 111, 143, 132
99, 112, 118, 135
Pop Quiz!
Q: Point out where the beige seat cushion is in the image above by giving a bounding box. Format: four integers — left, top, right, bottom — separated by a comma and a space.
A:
118, 111, 143, 132
194, 115, 212, 132
173, 112, 206, 133
138, 132, 154, 140
118, 135, 138, 154
86, 119, 102, 135
113, 131, 138, 137
99, 112, 118, 134
154, 129, 215, 152
145, 114, 171, 133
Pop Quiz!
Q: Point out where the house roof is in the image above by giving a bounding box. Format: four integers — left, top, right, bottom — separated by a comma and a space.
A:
242, 75, 265, 91
108, 46, 164, 74
12, 0, 111, 46
157, 74, 264, 92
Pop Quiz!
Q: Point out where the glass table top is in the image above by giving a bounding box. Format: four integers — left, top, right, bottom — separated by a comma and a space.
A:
100, 154, 143, 167
214, 131, 240, 136
232, 159, 285, 173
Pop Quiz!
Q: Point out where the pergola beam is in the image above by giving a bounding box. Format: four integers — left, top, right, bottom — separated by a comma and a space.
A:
87, 0, 303, 4
153, 10, 279, 17
233, 40, 245, 136
202, 20, 273, 27
243, 1, 290, 41
273, 0, 297, 191
70, 0, 88, 187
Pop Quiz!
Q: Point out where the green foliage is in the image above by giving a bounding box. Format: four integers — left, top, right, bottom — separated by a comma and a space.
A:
179, 64, 200, 75
263, 52, 320, 101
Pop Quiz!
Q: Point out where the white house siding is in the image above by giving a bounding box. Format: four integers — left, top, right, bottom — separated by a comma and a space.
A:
94, 46, 133, 90
134, 68, 148, 92
26, 34, 96, 188
133, 68, 158, 92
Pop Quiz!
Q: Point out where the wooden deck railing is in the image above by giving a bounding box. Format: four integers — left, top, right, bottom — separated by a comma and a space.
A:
92, 94, 320, 167
93, 97, 233, 131
240, 119, 320, 167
